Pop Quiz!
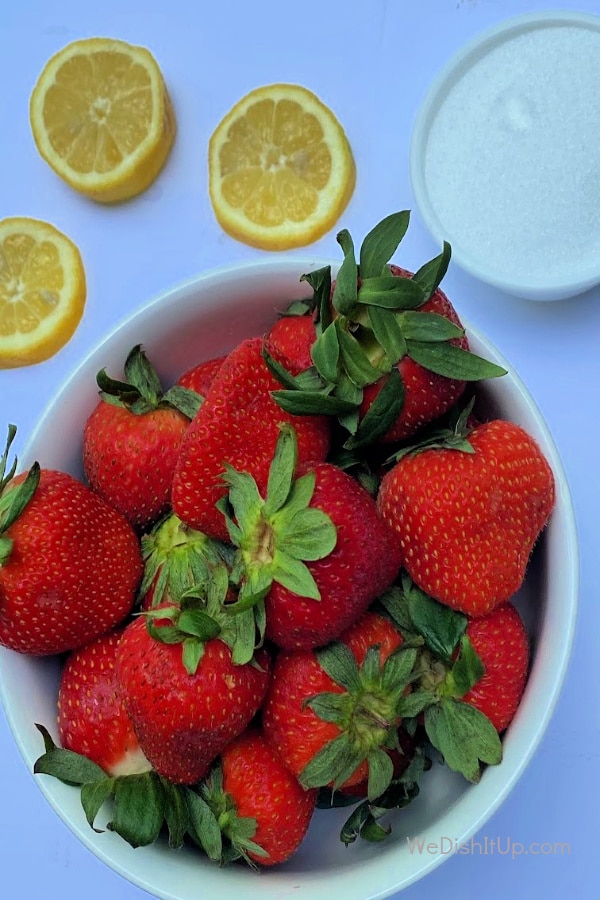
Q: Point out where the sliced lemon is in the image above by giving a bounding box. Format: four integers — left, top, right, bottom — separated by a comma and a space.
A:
29, 37, 176, 203
0, 217, 86, 368
208, 83, 356, 250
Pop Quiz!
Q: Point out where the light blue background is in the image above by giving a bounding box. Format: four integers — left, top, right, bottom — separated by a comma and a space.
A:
0, 0, 595, 897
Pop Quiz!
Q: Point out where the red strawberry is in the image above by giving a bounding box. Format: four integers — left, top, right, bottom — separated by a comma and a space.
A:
0, 431, 142, 655
358, 265, 468, 442
266, 314, 317, 372
268, 214, 505, 450
219, 425, 402, 650
262, 611, 415, 797
115, 605, 271, 784
138, 512, 227, 610
461, 603, 530, 732
377, 418, 555, 616
83, 345, 202, 531
57, 630, 151, 776
171, 337, 330, 542
177, 354, 226, 396
201, 728, 316, 866
406, 595, 530, 781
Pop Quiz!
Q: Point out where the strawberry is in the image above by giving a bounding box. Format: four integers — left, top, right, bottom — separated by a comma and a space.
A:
115, 580, 271, 784
83, 344, 202, 531
377, 417, 555, 617
200, 728, 316, 866
57, 630, 151, 776
171, 337, 330, 542
0, 427, 142, 655
358, 265, 469, 442
461, 603, 530, 732
383, 575, 528, 781
177, 354, 226, 397
266, 313, 317, 372
219, 425, 402, 650
266, 213, 505, 450
138, 512, 227, 610
262, 611, 416, 799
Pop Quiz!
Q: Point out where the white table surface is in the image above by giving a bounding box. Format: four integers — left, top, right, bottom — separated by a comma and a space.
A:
0, 1, 596, 897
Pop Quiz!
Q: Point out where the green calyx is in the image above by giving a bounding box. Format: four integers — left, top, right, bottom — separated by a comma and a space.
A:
299, 640, 418, 801
330, 745, 431, 846
33, 724, 227, 860
144, 560, 260, 670
217, 423, 337, 613
266, 212, 506, 448
0, 424, 40, 567
385, 396, 477, 464
139, 512, 230, 608
375, 573, 502, 783
199, 764, 268, 867
96, 343, 202, 418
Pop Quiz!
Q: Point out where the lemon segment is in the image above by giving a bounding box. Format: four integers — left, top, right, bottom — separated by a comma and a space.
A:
0, 218, 86, 368
209, 84, 356, 250
29, 38, 176, 203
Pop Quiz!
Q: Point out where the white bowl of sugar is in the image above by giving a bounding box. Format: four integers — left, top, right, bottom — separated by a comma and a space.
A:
410, 10, 600, 301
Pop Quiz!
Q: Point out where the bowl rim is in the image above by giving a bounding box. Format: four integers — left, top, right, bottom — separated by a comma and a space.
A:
0, 257, 580, 898
409, 9, 600, 300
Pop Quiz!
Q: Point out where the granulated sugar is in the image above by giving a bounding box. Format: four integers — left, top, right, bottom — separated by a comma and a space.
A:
423, 22, 600, 282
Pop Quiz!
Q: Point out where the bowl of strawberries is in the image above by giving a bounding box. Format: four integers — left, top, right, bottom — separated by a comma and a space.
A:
0, 212, 578, 899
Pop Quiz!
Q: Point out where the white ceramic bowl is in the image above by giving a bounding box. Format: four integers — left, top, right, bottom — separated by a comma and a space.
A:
410, 10, 600, 301
0, 259, 578, 898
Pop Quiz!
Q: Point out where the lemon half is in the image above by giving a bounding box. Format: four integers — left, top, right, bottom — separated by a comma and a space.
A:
30, 37, 176, 203
0, 217, 86, 368
209, 83, 356, 250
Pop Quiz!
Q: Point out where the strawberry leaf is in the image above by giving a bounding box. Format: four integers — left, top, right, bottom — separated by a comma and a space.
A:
262, 345, 303, 390
405, 582, 467, 665
300, 732, 361, 790
300, 265, 332, 331
162, 384, 203, 419
396, 690, 435, 718
108, 772, 165, 847
177, 609, 221, 641
367, 306, 408, 365
305, 691, 348, 724
272, 388, 357, 416
311, 322, 340, 384
380, 647, 417, 695
274, 506, 337, 560
80, 777, 115, 831
359, 211, 411, 279
263, 423, 298, 516
0, 460, 40, 562
405, 340, 507, 381
344, 368, 405, 450
332, 230, 358, 315
358, 275, 425, 309
34, 736, 107, 786
341, 803, 391, 845
367, 747, 395, 801
315, 641, 362, 692
185, 789, 223, 861
397, 311, 464, 342
424, 699, 502, 782
0, 424, 18, 491
161, 779, 190, 849
412, 241, 452, 301
337, 325, 384, 388
445, 635, 485, 697
272, 549, 321, 599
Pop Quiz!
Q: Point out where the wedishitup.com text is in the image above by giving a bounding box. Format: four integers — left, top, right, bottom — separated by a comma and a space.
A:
406, 836, 571, 860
